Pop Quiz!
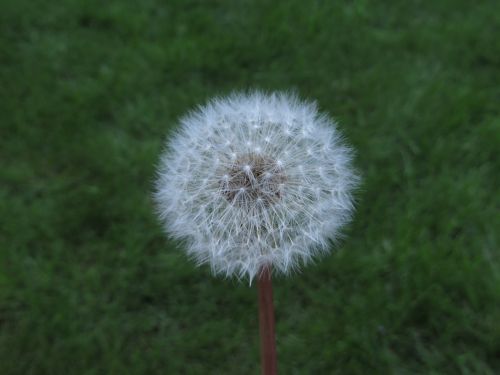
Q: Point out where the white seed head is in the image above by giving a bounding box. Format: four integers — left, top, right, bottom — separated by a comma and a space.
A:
154, 91, 359, 282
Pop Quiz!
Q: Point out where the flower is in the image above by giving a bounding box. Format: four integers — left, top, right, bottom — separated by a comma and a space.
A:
154, 91, 359, 282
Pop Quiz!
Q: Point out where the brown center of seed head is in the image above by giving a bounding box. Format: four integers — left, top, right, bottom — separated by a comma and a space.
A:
220, 153, 286, 206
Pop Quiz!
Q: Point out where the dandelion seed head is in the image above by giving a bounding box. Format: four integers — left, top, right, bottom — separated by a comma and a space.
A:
154, 91, 359, 282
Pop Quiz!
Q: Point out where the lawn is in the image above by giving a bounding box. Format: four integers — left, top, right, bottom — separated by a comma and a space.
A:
1, 0, 499, 374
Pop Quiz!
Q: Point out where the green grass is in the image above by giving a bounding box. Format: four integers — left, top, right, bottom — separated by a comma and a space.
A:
1, 0, 499, 374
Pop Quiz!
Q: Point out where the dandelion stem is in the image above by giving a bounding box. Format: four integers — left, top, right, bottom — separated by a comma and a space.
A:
258, 265, 277, 375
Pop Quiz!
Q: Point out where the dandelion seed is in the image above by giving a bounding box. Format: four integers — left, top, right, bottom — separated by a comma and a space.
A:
154, 91, 359, 283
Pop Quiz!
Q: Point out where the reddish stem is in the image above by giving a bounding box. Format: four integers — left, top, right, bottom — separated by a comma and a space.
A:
258, 266, 277, 375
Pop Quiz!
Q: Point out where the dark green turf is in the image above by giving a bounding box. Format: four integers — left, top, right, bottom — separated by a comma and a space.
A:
1, 1, 499, 374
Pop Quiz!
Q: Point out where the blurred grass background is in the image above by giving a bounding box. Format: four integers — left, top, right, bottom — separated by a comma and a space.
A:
1, 0, 499, 374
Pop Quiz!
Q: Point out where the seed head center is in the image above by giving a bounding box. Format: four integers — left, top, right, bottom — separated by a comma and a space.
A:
220, 153, 286, 206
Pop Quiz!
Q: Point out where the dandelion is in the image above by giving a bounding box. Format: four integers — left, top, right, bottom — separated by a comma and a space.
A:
154, 91, 359, 374
155, 91, 358, 282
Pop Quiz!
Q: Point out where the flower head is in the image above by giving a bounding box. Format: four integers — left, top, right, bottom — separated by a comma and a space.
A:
154, 91, 359, 282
